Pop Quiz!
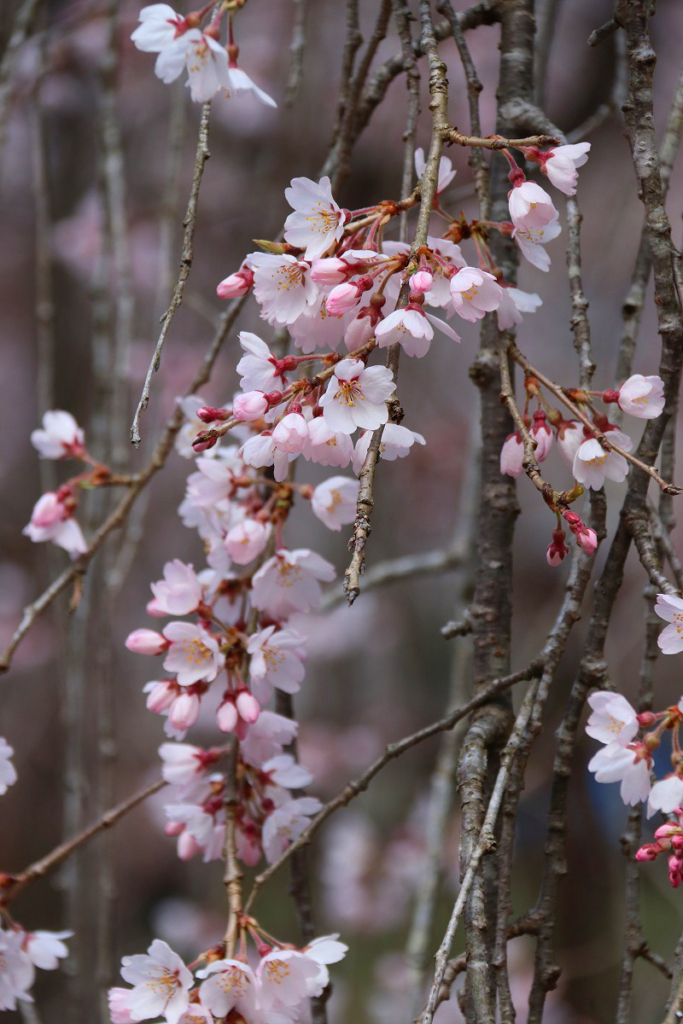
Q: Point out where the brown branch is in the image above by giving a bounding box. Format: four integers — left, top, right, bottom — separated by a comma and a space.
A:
131, 102, 211, 446
0, 0, 42, 158
442, 126, 559, 150
284, 0, 308, 105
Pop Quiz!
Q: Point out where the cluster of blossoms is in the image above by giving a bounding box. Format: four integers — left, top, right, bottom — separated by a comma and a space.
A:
109, 934, 346, 1024
584, 593, 683, 891
131, 4, 276, 106
500, 373, 665, 565
0, 741, 72, 1009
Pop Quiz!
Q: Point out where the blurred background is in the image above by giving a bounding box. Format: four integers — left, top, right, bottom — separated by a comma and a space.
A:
2, 0, 683, 1020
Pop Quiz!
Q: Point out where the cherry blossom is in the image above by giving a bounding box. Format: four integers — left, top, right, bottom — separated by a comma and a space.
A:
508, 180, 557, 230
311, 476, 359, 530
240, 430, 297, 483
224, 519, 270, 565
158, 742, 213, 792
556, 419, 583, 466
496, 286, 542, 330
150, 560, 202, 616
352, 423, 426, 475
303, 417, 354, 468
236, 332, 287, 392
614, 374, 665, 419
0, 929, 34, 1011
126, 629, 168, 655
247, 626, 306, 699
30, 410, 84, 459
414, 147, 455, 194
512, 215, 562, 272
131, 5, 187, 53
23, 492, 87, 557
588, 742, 652, 806
499, 432, 524, 477
109, 987, 135, 1024
249, 253, 318, 325
162, 623, 223, 687
530, 410, 553, 461
546, 528, 568, 567
154, 30, 233, 104
262, 797, 322, 863
263, 753, 313, 789
290, 301, 350, 353
197, 959, 257, 1019
319, 359, 395, 435
257, 947, 322, 1010
175, 397, 227, 460
655, 593, 683, 654
240, 710, 299, 766
0, 738, 17, 796
116, 940, 193, 1024
25, 931, 72, 970
303, 935, 349, 991
375, 305, 460, 357
224, 62, 276, 108
648, 775, 683, 816
216, 262, 253, 299
573, 430, 632, 489
284, 176, 345, 261
449, 267, 503, 322
232, 390, 269, 421
541, 143, 591, 195
585, 691, 639, 746
251, 549, 335, 618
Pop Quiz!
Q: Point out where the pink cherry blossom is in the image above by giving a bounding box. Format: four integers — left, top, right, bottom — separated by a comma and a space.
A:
168, 692, 201, 732
197, 959, 257, 1019
326, 281, 364, 316
290, 300, 350, 353
0, 738, 17, 796
216, 263, 253, 298
145, 680, 178, 714
375, 305, 460, 357
224, 519, 270, 565
150, 560, 202, 616
272, 412, 309, 453
284, 176, 345, 260
251, 549, 336, 618
319, 358, 395, 435
158, 742, 210, 790
232, 390, 269, 421
117, 939, 193, 1024
449, 267, 503, 322
420, 236, 465, 307
236, 332, 286, 392
162, 623, 223, 687
655, 593, 683, 654
616, 374, 665, 419
23, 493, 87, 557
496, 286, 542, 330
249, 253, 318, 325
512, 215, 562, 271
303, 417, 354, 467
588, 742, 652, 805
499, 432, 524, 477
240, 710, 299, 767
546, 528, 568, 567
530, 410, 553, 461
0, 929, 34, 1011
508, 180, 557, 230
310, 257, 347, 285
108, 987, 135, 1024
542, 143, 591, 195
125, 629, 168, 656
240, 431, 296, 483
247, 626, 306, 700
262, 797, 322, 863
30, 410, 85, 459
311, 476, 359, 530
236, 689, 260, 724
352, 423, 425, 475
586, 691, 639, 746
257, 947, 322, 1010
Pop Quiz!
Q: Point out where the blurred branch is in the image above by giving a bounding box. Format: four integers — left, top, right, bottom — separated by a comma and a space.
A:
322, 545, 465, 611
0, 0, 43, 157
243, 658, 544, 915
285, 0, 308, 105
131, 102, 211, 447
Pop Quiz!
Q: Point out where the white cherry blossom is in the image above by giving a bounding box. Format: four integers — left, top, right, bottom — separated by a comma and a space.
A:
224, 519, 270, 565
0, 738, 17, 796
25, 931, 71, 971
240, 710, 299, 767
319, 359, 395, 435
648, 775, 683, 816
247, 626, 306, 699
23, 493, 87, 557
131, 5, 186, 53
150, 560, 202, 616
542, 143, 591, 195
249, 253, 318, 325
117, 940, 193, 1024
30, 410, 84, 459
284, 176, 345, 260
0, 929, 34, 1011
449, 267, 503, 322
311, 476, 359, 530
263, 753, 313, 789
155, 30, 232, 104
351, 422, 426, 476
556, 419, 583, 466
375, 306, 460, 357
303, 417, 354, 468
236, 332, 286, 392
162, 623, 223, 687
586, 691, 639, 746
588, 742, 652, 806
257, 947, 322, 1010
617, 374, 665, 419
262, 797, 322, 863
414, 147, 455, 194
422, 236, 466, 306
496, 286, 542, 330
240, 430, 297, 483
508, 180, 557, 230
224, 63, 276, 108
573, 430, 632, 489
512, 215, 562, 271
251, 549, 335, 619
655, 593, 683, 654
198, 959, 257, 1019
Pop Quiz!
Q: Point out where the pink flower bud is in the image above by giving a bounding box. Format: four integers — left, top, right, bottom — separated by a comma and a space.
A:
217, 698, 238, 733
636, 842, 663, 861
637, 711, 657, 727
177, 830, 201, 860
233, 391, 269, 421
266, 391, 283, 407
169, 692, 200, 731
602, 388, 620, 405
31, 492, 68, 529
344, 312, 376, 351
145, 680, 178, 714
164, 821, 184, 837
216, 268, 253, 298
125, 629, 168, 655
411, 269, 433, 294
531, 409, 553, 461
146, 598, 167, 618
310, 257, 348, 285
546, 528, 568, 567
192, 434, 218, 453
197, 406, 230, 423
326, 282, 361, 315
236, 689, 260, 724
500, 432, 524, 477
575, 527, 598, 556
